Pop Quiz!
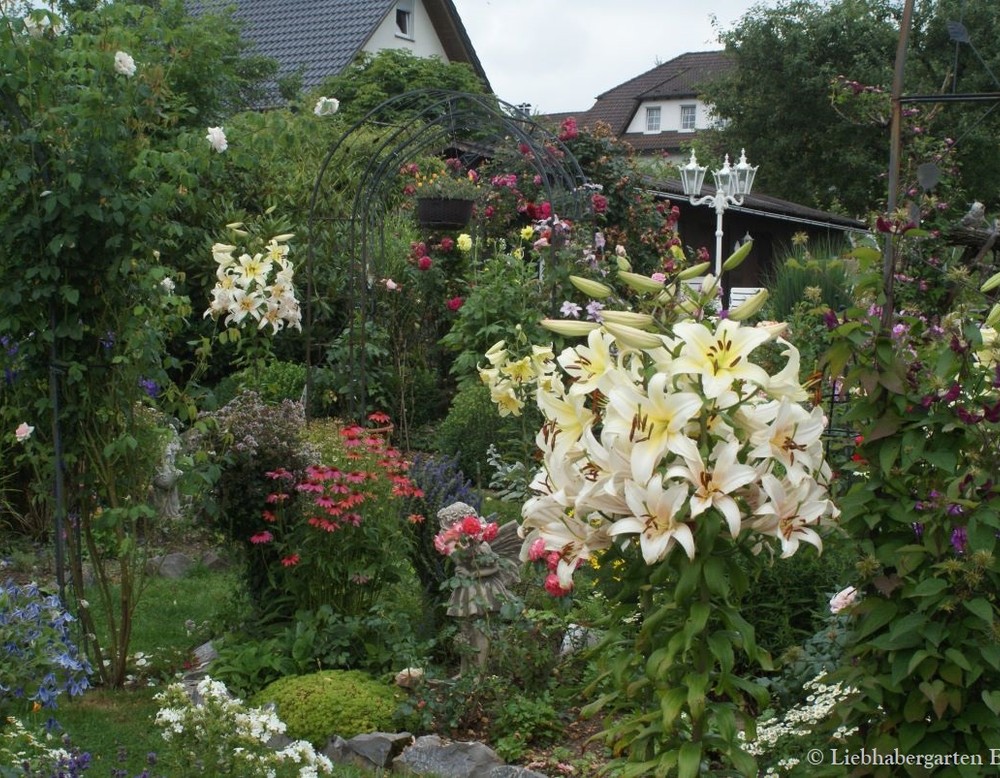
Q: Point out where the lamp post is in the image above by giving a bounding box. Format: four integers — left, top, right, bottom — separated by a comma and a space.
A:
678, 149, 758, 305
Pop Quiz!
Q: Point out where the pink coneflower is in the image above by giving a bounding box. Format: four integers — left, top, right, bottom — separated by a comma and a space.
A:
250, 531, 273, 545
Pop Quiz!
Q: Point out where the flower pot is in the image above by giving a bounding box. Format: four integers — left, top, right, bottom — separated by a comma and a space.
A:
416, 197, 474, 229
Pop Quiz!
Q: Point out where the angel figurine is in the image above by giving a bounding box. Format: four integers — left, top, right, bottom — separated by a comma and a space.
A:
435, 501, 521, 673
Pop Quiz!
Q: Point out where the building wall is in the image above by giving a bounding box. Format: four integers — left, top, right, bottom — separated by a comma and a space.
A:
625, 98, 712, 135
363, 0, 449, 60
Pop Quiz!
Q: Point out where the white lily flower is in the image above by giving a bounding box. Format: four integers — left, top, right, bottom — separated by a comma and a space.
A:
613, 476, 694, 563
665, 440, 758, 538
670, 319, 771, 399
605, 373, 702, 484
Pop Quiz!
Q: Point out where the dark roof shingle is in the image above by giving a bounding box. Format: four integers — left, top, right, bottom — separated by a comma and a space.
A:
190, 0, 489, 99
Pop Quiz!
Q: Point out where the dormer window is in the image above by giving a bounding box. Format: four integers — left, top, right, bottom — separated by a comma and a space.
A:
645, 106, 661, 133
395, 0, 413, 39
680, 104, 697, 131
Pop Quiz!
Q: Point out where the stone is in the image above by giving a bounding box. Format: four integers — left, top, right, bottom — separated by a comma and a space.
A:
146, 551, 193, 579
199, 549, 230, 571
392, 734, 504, 777
345, 732, 413, 770
560, 623, 602, 655
395, 667, 424, 689
488, 767, 551, 778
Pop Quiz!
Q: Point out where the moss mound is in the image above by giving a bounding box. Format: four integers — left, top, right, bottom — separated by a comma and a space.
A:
251, 669, 400, 745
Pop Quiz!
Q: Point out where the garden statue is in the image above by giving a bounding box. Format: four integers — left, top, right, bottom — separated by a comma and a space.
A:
435, 501, 521, 674
151, 426, 182, 521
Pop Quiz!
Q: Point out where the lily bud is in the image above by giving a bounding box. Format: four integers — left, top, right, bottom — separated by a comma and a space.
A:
603, 322, 666, 349
722, 240, 754, 271
728, 289, 769, 321
540, 319, 601, 336
600, 310, 656, 329
618, 271, 665, 294
981, 270, 1000, 293
677, 261, 711, 281
569, 275, 614, 299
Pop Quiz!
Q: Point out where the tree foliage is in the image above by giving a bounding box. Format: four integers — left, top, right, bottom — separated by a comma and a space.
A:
702, 0, 1000, 217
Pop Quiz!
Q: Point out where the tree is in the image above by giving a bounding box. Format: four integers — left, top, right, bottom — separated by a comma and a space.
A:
314, 48, 488, 125
702, 0, 1000, 218
0, 0, 271, 687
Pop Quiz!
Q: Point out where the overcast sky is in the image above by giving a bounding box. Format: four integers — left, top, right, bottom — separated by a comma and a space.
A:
450, 0, 770, 115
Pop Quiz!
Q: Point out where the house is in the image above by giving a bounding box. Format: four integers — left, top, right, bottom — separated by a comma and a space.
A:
190, 0, 490, 102
543, 52, 868, 301
553, 51, 733, 159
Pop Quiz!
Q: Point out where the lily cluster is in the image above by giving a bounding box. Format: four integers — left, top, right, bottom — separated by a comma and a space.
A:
204, 233, 302, 332
482, 269, 838, 594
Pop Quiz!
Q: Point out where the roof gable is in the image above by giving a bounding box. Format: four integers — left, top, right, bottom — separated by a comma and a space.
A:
570, 50, 733, 136
190, 0, 488, 98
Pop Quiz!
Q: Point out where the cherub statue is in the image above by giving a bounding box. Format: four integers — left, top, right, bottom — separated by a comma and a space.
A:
435, 501, 521, 673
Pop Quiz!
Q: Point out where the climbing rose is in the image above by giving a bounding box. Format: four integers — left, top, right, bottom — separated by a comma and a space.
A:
205, 126, 227, 153
114, 51, 136, 77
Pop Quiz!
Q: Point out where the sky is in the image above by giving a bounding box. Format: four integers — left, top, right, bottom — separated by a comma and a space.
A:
450, 0, 769, 115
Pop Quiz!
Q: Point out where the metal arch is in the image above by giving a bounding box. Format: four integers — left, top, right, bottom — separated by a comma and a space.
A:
305, 89, 592, 423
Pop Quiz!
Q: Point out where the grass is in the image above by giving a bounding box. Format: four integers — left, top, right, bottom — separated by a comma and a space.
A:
47, 558, 379, 776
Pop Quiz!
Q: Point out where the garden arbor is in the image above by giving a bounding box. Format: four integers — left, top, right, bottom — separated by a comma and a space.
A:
305, 89, 592, 431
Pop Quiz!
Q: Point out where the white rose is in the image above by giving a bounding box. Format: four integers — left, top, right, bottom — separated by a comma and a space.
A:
205, 126, 227, 153
313, 96, 340, 116
114, 51, 136, 77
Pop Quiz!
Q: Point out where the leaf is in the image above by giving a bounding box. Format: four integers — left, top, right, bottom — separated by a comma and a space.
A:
855, 598, 899, 640
872, 574, 903, 597
963, 598, 995, 626
919, 680, 948, 719
678, 742, 702, 778
982, 690, 1000, 716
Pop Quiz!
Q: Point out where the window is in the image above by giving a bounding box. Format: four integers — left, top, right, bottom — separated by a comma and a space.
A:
395, 0, 413, 38
645, 106, 661, 133
680, 104, 697, 131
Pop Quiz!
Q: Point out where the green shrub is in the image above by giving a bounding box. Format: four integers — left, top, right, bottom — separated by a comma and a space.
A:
214, 360, 308, 407
252, 670, 400, 746
765, 256, 852, 321
435, 383, 537, 485
195, 392, 310, 603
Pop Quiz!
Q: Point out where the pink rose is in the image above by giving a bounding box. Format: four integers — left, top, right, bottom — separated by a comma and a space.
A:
829, 585, 858, 614
446, 297, 464, 312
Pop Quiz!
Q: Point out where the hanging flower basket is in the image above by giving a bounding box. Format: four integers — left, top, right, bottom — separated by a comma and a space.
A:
416, 197, 474, 229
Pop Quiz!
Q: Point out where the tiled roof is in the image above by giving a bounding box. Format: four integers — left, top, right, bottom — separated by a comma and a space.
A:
190, 0, 489, 100
645, 177, 867, 231
192, 0, 395, 92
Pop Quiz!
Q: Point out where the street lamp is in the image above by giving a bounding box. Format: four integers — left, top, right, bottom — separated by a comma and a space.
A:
678, 149, 758, 295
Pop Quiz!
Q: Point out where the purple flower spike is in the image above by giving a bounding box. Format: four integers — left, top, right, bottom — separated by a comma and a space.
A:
950, 526, 968, 555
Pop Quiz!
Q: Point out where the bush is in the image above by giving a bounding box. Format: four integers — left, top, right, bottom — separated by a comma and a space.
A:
195, 391, 311, 603
252, 670, 400, 746
435, 383, 536, 485
214, 359, 308, 407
